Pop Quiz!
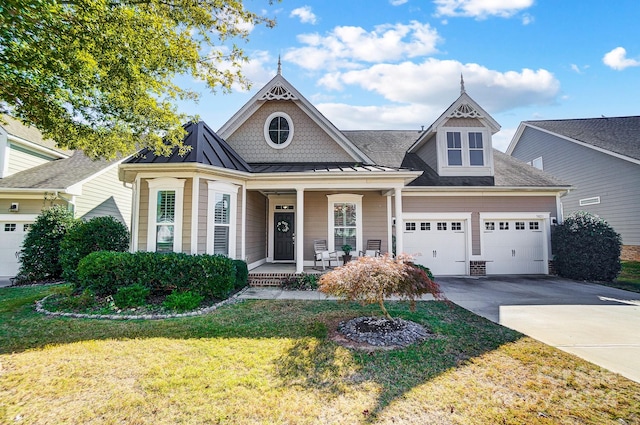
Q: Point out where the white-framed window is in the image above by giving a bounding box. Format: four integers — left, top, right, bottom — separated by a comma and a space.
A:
468, 132, 484, 166
438, 128, 492, 176
147, 178, 185, 253
207, 181, 239, 258
264, 112, 294, 149
485, 222, 495, 231
515, 221, 525, 230
406, 222, 416, 231
4, 223, 16, 232
528, 156, 543, 170
437, 222, 447, 231
327, 194, 363, 253
451, 222, 462, 231
420, 222, 430, 231
446, 132, 462, 166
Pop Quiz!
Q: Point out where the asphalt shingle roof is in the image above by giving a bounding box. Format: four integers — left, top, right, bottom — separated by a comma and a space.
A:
525, 116, 640, 161
0, 151, 117, 190
1, 115, 71, 156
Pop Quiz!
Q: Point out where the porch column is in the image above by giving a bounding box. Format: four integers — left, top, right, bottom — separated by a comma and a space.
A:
296, 188, 304, 273
387, 195, 393, 255
394, 187, 403, 256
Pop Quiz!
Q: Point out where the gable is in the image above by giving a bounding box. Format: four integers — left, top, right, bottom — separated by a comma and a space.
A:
225, 100, 355, 163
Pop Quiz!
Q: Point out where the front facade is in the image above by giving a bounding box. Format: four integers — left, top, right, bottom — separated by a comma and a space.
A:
0, 116, 132, 277
507, 117, 640, 261
120, 72, 570, 276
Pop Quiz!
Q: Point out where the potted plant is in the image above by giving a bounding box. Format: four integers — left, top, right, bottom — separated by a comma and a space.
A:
341, 244, 353, 263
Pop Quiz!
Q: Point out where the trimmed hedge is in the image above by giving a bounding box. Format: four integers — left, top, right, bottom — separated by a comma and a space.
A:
232, 259, 249, 289
75, 251, 235, 299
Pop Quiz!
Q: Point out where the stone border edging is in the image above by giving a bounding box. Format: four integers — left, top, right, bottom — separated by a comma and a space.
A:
35, 287, 250, 320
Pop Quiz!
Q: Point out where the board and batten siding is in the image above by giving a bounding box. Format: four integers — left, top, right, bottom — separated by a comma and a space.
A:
6, 143, 54, 176
511, 127, 640, 246
403, 195, 558, 255
74, 165, 132, 229
245, 190, 267, 264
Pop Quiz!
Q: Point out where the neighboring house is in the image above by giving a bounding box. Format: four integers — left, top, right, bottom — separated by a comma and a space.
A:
507, 117, 640, 261
0, 116, 132, 278
119, 71, 570, 276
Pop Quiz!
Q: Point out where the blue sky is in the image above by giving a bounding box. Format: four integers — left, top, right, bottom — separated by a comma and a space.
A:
181, 0, 640, 151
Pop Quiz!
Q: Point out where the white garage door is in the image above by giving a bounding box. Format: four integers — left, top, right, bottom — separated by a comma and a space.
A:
0, 221, 31, 277
483, 219, 545, 274
404, 220, 467, 275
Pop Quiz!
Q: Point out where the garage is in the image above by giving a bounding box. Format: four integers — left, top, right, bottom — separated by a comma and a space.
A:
482, 218, 547, 274
0, 218, 34, 277
403, 218, 468, 275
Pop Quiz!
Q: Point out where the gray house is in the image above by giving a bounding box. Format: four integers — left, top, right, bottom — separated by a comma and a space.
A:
507, 116, 640, 261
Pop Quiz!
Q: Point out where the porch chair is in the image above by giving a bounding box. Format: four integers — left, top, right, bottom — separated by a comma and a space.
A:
313, 239, 339, 270
359, 239, 382, 257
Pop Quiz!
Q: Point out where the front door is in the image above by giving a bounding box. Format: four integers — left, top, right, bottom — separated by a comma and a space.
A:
274, 212, 295, 261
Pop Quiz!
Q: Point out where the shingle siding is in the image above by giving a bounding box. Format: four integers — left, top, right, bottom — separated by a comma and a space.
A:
512, 127, 640, 246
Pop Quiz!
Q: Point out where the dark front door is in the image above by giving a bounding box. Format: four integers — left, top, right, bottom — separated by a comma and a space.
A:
274, 212, 295, 261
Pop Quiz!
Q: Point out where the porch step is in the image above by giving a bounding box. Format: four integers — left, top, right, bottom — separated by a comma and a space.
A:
247, 273, 297, 287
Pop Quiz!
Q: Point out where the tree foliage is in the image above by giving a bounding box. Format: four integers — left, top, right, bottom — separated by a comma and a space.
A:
552, 211, 622, 282
318, 254, 445, 319
16, 205, 78, 283
0, 0, 275, 159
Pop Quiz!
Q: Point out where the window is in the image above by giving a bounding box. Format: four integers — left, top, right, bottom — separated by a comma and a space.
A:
531, 157, 543, 170
147, 178, 185, 253
437, 222, 447, 231
451, 222, 462, 231
468, 132, 484, 166
529, 221, 539, 230
406, 222, 416, 231
208, 181, 239, 258
23, 224, 31, 232
485, 222, 495, 231
446, 132, 462, 166
420, 222, 430, 231
515, 222, 525, 230
264, 112, 294, 149
327, 194, 363, 252
499, 222, 509, 230
4, 223, 16, 232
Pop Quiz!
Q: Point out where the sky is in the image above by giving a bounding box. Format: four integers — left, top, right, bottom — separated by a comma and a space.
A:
179, 0, 640, 152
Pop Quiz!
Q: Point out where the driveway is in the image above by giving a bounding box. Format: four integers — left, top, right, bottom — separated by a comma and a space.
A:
436, 275, 640, 383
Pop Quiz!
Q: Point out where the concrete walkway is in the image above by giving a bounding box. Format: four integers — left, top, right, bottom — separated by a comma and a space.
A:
238, 276, 640, 384
0, 277, 13, 288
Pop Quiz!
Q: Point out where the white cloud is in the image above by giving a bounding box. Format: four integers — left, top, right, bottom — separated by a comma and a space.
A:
206, 49, 275, 92
390, 0, 409, 5
322, 59, 560, 113
491, 127, 516, 152
290, 6, 317, 25
521, 13, 534, 25
283, 21, 441, 71
602, 47, 640, 71
434, 0, 534, 19
317, 103, 439, 130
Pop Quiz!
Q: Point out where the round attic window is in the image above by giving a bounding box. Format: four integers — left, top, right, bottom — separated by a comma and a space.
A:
264, 112, 294, 149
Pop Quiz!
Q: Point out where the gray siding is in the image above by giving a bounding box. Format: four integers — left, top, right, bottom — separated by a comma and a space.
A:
403, 195, 558, 255
245, 190, 267, 264
512, 127, 640, 245
415, 134, 438, 171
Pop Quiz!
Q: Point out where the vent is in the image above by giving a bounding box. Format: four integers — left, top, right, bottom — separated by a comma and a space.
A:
579, 196, 601, 206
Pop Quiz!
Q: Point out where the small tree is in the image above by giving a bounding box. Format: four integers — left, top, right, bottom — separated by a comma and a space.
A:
552, 211, 622, 282
16, 205, 77, 283
319, 254, 444, 319
60, 216, 130, 283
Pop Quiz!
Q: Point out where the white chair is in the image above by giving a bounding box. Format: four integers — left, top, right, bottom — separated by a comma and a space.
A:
313, 239, 338, 270
359, 239, 382, 257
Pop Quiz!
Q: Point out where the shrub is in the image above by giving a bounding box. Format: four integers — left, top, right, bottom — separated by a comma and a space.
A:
282, 273, 319, 290
552, 211, 622, 282
75, 251, 235, 299
60, 216, 130, 283
113, 284, 150, 309
16, 205, 78, 283
163, 290, 204, 312
319, 254, 444, 319
411, 263, 435, 281
232, 259, 249, 289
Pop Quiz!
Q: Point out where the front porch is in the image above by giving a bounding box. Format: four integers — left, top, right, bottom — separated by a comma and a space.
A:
248, 263, 329, 286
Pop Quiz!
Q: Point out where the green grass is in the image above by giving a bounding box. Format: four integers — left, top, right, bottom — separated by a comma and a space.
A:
609, 261, 640, 293
1, 284, 639, 424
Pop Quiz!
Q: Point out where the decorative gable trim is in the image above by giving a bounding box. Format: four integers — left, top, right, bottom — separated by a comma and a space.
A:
449, 103, 483, 119
258, 82, 298, 101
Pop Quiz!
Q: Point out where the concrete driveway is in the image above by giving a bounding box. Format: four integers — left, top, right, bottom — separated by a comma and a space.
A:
436, 275, 640, 383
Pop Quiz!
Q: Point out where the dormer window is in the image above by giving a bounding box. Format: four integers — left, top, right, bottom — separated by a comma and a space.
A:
447, 132, 462, 165
468, 132, 484, 166
264, 112, 294, 149
445, 130, 485, 167
437, 127, 493, 176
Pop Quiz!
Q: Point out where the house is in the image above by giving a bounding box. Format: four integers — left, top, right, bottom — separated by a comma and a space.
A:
119, 70, 570, 276
507, 117, 640, 261
0, 116, 133, 278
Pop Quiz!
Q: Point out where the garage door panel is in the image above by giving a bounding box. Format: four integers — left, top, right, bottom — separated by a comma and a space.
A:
0, 222, 31, 277
404, 220, 467, 275
484, 219, 545, 274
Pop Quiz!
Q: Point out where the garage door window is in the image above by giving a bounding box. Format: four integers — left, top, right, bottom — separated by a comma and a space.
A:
420, 222, 430, 231
529, 222, 539, 230
406, 222, 416, 231
451, 222, 462, 231
499, 222, 509, 230
4, 223, 16, 232
485, 222, 495, 231
437, 222, 447, 231
23, 224, 31, 232
516, 222, 525, 230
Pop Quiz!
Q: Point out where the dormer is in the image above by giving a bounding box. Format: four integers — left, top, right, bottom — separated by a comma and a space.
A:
409, 80, 500, 177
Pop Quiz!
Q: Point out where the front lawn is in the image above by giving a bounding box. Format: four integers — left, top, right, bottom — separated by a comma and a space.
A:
610, 261, 640, 293
1, 284, 638, 424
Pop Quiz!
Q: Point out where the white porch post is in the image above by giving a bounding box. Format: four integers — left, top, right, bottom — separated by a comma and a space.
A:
387, 194, 393, 255
394, 187, 403, 255
296, 188, 305, 273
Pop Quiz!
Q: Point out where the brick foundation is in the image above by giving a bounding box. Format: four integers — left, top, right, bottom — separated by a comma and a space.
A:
621, 245, 640, 262
469, 261, 486, 276
548, 260, 557, 275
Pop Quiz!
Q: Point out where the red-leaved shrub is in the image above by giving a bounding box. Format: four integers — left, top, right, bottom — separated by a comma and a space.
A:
318, 254, 444, 319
